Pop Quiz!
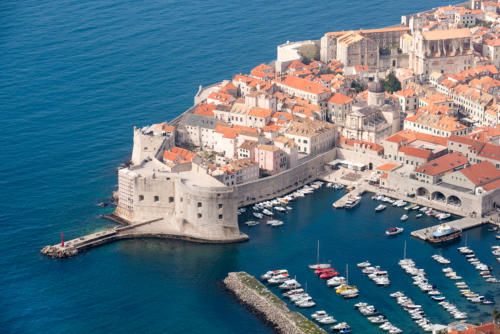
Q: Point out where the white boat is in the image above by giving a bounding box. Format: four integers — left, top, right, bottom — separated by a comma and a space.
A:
283, 288, 304, 297
375, 204, 386, 212
274, 206, 286, 212
279, 279, 301, 290
267, 220, 283, 227
253, 212, 264, 219
245, 220, 259, 226
344, 196, 361, 209
386, 227, 404, 236
308, 240, 331, 270
400, 214, 408, 221
262, 209, 273, 216
317, 316, 336, 324
437, 213, 451, 220
357, 261, 371, 268
416, 214, 423, 218
261, 269, 288, 281
327, 276, 346, 287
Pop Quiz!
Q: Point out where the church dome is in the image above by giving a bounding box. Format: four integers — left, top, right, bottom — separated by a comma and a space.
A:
368, 79, 384, 93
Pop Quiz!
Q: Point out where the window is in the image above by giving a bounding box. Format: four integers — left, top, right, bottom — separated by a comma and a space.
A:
154, 196, 159, 202
197, 213, 202, 218
218, 204, 223, 209
139, 195, 144, 201
218, 214, 223, 220
169, 197, 174, 203
197, 202, 202, 207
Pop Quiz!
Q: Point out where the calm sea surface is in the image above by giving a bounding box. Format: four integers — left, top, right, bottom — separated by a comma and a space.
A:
1, 0, 496, 333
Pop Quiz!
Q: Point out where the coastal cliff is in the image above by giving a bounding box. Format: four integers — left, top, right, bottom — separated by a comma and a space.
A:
223, 272, 326, 334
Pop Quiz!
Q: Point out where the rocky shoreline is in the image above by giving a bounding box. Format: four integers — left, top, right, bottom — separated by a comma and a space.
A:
223, 272, 326, 334
40, 245, 78, 258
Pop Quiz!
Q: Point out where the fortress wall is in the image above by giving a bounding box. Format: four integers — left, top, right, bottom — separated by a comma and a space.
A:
236, 149, 337, 206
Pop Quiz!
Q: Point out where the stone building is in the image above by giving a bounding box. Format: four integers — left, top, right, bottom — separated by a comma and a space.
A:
409, 28, 474, 75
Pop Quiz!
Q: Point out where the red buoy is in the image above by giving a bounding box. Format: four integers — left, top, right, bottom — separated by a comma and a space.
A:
61, 232, 64, 247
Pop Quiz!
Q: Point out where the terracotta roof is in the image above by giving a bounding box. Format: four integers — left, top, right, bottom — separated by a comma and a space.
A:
257, 144, 279, 152
338, 137, 383, 152
328, 93, 353, 104
394, 88, 416, 98
249, 107, 273, 118
478, 142, 500, 161
460, 161, 500, 186
422, 28, 471, 40
239, 140, 257, 151
386, 130, 448, 146
415, 152, 468, 176
194, 103, 217, 117
163, 147, 197, 163
274, 75, 330, 95
398, 146, 432, 159
376, 163, 400, 171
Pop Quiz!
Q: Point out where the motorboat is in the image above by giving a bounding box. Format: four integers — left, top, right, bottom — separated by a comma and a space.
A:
268, 274, 290, 284
317, 316, 337, 324
431, 295, 446, 301
357, 261, 371, 268
311, 310, 327, 319
386, 227, 404, 236
344, 196, 361, 209
400, 214, 408, 221
262, 209, 273, 216
375, 204, 386, 212
416, 214, 423, 218
253, 212, 264, 219
283, 288, 304, 298
245, 220, 259, 226
319, 271, 339, 280
332, 322, 351, 333
261, 269, 288, 281
279, 279, 301, 290
436, 213, 451, 220
274, 206, 286, 212
327, 276, 346, 287
266, 220, 284, 227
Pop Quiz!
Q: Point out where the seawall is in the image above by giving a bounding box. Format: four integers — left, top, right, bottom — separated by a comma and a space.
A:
223, 272, 326, 334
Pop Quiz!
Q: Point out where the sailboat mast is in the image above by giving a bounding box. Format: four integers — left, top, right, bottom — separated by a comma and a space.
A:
346, 264, 349, 285
404, 240, 407, 260
317, 240, 320, 265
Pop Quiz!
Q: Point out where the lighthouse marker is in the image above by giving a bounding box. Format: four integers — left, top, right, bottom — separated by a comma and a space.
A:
61, 232, 64, 247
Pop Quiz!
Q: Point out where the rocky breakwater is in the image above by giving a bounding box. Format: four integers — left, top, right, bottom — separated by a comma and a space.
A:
40, 244, 78, 258
223, 272, 326, 334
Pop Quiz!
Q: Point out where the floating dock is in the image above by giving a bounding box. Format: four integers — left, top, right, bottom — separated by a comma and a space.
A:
410, 218, 486, 241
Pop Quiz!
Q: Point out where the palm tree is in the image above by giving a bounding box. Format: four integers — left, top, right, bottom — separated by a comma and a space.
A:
492, 309, 500, 324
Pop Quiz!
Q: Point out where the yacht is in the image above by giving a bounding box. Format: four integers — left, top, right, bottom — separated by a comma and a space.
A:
332, 322, 351, 333
436, 213, 451, 220
375, 204, 386, 212
400, 214, 408, 221
283, 288, 304, 298
261, 269, 288, 281
344, 196, 361, 209
266, 220, 283, 227
416, 213, 423, 218
429, 224, 462, 244
357, 261, 371, 268
279, 279, 301, 290
274, 206, 286, 212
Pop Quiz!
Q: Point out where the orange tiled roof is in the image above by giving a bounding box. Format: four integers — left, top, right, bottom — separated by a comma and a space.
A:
398, 146, 432, 159
249, 107, 273, 118
460, 161, 500, 186
376, 163, 400, 171
394, 88, 416, 98
338, 137, 383, 152
328, 93, 353, 104
415, 152, 468, 176
274, 75, 330, 95
194, 103, 217, 117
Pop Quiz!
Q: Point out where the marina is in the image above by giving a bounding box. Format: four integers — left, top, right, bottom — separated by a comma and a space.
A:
410, 218, 487, 242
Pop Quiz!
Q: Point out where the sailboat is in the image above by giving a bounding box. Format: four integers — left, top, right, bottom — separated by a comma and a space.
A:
308, 240, 331, 269
336, 264, 359, 298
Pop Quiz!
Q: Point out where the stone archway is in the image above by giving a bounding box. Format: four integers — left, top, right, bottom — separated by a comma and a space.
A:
432, 191, 446, 203
417, 187, 429, 197
447, 195, 462, 207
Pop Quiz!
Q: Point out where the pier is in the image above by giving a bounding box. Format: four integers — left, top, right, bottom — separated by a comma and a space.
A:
410, 218, 486, 241
332, 187, 366, 208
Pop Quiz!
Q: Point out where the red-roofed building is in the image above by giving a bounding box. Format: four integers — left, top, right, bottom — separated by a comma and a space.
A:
250, 63, 275, 80
206, 91, 235, 105
338, 137, 383, 158
442, 160, 500, 192
163, 147, 198, 166
394, 88, 418, 112
274, 75, 331, 107
194, 103, 217, 117
247, 107, 273, 128
415, 152, 468, 183
327, 93, 354, 123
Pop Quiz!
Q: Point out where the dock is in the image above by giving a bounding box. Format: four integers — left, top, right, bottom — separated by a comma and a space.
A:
410, 218, 486, 241
332, 187, 366, 208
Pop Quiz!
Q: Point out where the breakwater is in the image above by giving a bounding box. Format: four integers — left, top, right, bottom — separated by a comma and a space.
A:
223, 272, 326, 334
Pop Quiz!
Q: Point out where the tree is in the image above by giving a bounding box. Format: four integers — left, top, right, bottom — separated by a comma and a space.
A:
382, 72, 401, 94
299, 44, 319, 64
351, 81, 363, 93
493, 309, 500, 324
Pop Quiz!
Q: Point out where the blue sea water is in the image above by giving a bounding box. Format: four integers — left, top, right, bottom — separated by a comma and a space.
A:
1, 0, 497, 333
